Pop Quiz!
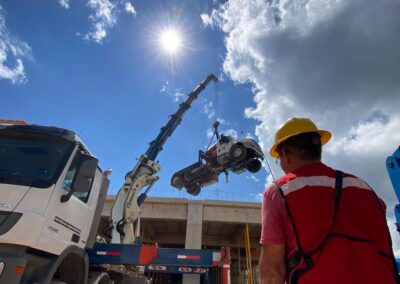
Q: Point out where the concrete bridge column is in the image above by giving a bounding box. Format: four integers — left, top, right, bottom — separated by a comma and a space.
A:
183, 201, 203, 284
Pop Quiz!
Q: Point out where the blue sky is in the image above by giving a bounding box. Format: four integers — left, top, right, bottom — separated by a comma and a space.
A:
0, 0, 266, 201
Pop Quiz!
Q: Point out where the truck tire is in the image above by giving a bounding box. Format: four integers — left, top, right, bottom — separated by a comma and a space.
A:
98, 274, 111, 284
171, 173, 185, 188
52, 254, 84, 284
186, 184, 201, 196
88, 271, 111, 284
246, 159, 262, 173
229, 143, 246, 161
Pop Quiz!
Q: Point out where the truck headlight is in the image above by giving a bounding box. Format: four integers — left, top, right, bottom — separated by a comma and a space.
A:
0, 262, 5, 277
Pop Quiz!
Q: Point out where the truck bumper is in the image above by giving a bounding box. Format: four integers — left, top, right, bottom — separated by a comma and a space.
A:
0, 244, 27, 284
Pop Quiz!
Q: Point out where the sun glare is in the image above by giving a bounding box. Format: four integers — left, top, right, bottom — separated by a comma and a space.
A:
160, 29, 182, 54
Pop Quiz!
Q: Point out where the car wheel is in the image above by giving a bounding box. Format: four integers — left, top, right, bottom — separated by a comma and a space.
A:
229, 143, 247, 161
187, 184, 201, 196
246, 159, 262, 173
171, 173, 184, 188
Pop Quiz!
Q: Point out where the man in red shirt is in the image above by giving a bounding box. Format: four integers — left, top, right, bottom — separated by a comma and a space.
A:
259, 117, 399, 284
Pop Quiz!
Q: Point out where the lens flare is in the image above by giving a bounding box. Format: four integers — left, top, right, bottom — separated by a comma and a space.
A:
160, 29, 182, 54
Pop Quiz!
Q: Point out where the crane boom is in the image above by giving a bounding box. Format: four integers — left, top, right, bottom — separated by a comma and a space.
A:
146, 73, 218, 161
110, 74, 218, 244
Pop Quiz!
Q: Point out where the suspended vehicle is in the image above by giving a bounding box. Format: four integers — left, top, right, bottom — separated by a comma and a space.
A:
171, 122, 264, 196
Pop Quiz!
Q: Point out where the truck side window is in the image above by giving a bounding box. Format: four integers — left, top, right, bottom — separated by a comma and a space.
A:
220, 135, 230, 144
62, 152, 92, 203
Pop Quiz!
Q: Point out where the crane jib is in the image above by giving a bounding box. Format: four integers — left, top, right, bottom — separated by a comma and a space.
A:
145, 74, 218, 161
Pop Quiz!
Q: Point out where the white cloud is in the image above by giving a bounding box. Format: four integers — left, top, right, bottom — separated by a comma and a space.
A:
246, 174, 260, 183
216, 117, 228, 126
223, 128, 238, 139
206, 127, 214, 139
124, 1, 136, 16
58, 0, 70, 9
160, 81, 186, 102
84, 0, 117, 43
209, 0, 400, 248
200, 9, 222, 28
173, 91, 185, 102
244, 132, 255, 139
249, 192, 263, 202
0, 6, 31, 84
388, 217, 400, 257
203, 100, 216, 119
200, 13, 214, 27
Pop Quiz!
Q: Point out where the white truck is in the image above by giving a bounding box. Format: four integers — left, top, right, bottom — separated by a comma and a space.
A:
0, 74, 219, 284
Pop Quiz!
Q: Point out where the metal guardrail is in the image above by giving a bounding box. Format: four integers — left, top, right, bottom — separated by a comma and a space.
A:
149, 189, 262, 203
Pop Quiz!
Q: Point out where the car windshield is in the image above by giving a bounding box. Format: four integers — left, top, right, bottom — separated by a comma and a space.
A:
220, 135, 231, 143
0, 131, 74, 188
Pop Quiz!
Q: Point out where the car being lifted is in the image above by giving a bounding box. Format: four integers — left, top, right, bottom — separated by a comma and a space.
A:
171, 134, 264, 196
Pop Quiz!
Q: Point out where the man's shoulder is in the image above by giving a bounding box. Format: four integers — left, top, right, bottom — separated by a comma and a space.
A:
317, 162, 361, 178
264, 181, 285, 199
276, 172, 297, 185
263, 173, 297, 199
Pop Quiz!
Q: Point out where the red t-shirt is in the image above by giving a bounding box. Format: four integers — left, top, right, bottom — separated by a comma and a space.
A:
260, 179, 298, 258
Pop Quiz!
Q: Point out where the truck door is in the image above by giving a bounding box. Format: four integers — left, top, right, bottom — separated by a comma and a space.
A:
40, 147, 100, 254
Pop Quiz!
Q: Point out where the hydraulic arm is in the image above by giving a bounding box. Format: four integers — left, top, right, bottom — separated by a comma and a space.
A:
110, 74, 218, 244
387, 146, 400, 232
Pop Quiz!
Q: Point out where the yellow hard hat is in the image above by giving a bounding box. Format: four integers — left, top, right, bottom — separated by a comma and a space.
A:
270, 117, 332, 158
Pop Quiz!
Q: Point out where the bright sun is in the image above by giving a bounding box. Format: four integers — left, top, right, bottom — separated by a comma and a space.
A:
160, 29, 182, 54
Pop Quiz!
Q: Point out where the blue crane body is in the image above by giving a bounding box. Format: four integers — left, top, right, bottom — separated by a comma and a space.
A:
386, 145, 400, 270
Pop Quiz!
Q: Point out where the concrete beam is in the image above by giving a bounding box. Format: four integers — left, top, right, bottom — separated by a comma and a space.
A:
140, 199, 188, 221
202, 206, 260, 224
141, 232, 260, 249
103, 197, 261, 224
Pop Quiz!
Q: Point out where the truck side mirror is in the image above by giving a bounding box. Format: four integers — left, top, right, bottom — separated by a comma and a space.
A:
61, 155, 98, 203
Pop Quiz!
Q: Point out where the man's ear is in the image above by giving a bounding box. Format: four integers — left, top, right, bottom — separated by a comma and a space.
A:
282, 148, 291, 164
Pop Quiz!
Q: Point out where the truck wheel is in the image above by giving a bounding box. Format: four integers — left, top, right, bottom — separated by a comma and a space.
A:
246, 159, 262, 173
97, 273, 111, 284
171, 173, 184, 188
51, 254, 84, 284
187, 184, 201, 196
229, 143, 246, 161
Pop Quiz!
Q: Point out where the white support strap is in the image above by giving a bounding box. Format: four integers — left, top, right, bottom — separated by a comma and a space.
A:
281, 175, 371, 196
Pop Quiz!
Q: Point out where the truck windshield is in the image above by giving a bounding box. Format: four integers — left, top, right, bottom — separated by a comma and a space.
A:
0, 132, 74, 188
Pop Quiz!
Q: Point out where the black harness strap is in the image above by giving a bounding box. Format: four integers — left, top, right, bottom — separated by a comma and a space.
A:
282, 170, 343, 284
276, 182, 311, 270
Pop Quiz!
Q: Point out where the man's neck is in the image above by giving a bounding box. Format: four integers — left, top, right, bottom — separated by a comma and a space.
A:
286, 159, 320, 173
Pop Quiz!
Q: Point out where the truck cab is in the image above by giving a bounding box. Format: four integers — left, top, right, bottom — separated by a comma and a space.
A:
0, 120, 109, 283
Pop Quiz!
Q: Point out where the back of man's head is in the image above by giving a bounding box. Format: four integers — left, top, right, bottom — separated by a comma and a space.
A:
278, 132, 322, 161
